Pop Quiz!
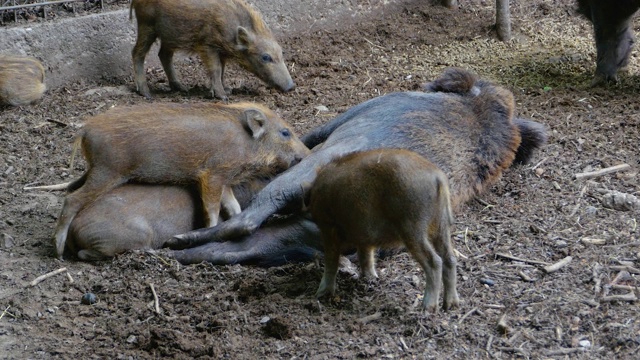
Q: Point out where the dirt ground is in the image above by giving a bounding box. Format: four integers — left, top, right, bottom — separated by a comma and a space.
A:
1, 0, 639, 358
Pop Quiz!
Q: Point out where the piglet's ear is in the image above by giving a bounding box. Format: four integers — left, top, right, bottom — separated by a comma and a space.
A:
236, 26, 254, 51
242, 109, 266, 139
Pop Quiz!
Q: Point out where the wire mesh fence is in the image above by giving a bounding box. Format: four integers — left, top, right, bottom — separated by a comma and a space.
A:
0, 0, 129, 25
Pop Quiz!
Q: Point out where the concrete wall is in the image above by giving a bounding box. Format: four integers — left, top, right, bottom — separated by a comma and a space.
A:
0, 0, 397, 89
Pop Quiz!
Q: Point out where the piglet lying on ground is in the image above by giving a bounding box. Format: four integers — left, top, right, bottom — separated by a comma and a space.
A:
53, 101, 309, 259
0, 55, 46, 106
309, 149, 460, 311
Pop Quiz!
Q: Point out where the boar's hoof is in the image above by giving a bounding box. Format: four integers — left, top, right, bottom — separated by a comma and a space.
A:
169, 81, 189, 93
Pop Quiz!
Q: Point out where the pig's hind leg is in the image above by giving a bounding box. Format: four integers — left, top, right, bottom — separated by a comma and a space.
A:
53, 172, 126, 259
221, 185, 241, 218
198, 171, 225, 228
198, 49, 227, 100
158, 45, 188, 93
433, 223, 460, 310
403, 230, 443, 313
131, 25, 156, 98
316, 227, 340, 298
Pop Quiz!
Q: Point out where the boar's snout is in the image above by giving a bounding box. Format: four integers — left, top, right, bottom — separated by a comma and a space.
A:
279, 78, 296, 92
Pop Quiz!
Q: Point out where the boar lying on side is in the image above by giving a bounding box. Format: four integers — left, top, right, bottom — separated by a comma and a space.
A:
0, 55, 46, 106
130, 0, 295, 99
310, 149, 460, 312
168, 68, 547, 265
53, 101, 309, 259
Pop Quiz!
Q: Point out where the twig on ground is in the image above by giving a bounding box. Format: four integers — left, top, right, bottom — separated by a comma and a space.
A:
65, 271, 74, 284
517, 271, 534, 282
544, 347, 586, 356
23, 182, 71, 191
458, 307, 478, 325
531, 157, 547, 171
569, 185, 588, 217
149, 283, 161, 314
486, 334, 494, 353
543, 256, 572, 273
610, 265, 640, 274
0, 305, 10, 320
496, 253, 550, 266
601, 293, 637, 302
357, 312, 382, 324
29, 267, 68, 287
603, 241, 640, 248
581, 237, 606, 245
497, 313, 513, 335
574, 163, 631, 180
610, 271, 632, 285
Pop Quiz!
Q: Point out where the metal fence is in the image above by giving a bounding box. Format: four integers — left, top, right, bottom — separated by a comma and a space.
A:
0, 0, 125, 22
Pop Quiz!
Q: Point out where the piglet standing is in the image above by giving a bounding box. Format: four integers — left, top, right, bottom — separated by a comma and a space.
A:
0, 55, 46, 106
130, 0, 295, 99
53, 101, 309, 259
309, 149, 460, 312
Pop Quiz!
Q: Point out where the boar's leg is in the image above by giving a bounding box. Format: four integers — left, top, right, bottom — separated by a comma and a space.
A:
198, 171, 225, 228
198, 49, 227, 100
158, 45, 187, 93
131, 25, 156, 99
404, 232, 443, 313
221, 185, 242, 218
316, 227, 340, 298
170, 215, 322, 267
358, 245, 378, 279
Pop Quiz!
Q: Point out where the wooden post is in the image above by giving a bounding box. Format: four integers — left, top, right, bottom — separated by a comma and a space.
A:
496, 0, 511, 41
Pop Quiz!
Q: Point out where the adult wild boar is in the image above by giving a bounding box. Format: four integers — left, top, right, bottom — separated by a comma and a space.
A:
577, 0, 640, 84
168, 67, 547, 265
53, 101, 309, 259
130, 0, 295, 99
0, 55, 46, 106
310, 149, 460, 311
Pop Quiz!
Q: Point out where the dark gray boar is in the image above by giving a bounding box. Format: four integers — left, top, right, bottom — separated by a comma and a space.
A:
53, 101, 309, 259
310, 149, 460, 312
167, 67, 547, 265
0, 55, 46, 106
577, 0, 640, 84
130, 0, 295, 99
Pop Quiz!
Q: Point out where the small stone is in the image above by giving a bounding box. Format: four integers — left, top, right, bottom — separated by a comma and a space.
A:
534, 168, 545, 176
126, 335, 137, 344
2, 233, 15, 248
480, 278, 495, 286
81, 293, 97, 305
259, 316, 270, 324
314, 105, 329, 112
578, 339, 591, 348
555, 240, 568, 248
584, 206, 597, 215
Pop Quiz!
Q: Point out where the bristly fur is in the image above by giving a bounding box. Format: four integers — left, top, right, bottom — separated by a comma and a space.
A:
512, 118, 548, 165
422, 67, 477, 94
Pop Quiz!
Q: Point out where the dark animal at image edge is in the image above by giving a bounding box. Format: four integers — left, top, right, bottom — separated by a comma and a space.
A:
164, 67, 547, 265
52, 101, 309, 260
130, 0, 295, 99
576, 0, 640, 84
310, 149, 460, 312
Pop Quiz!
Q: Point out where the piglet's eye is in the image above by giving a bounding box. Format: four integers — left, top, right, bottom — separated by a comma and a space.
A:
280, 129, 291, 138
261, 54, 273, 63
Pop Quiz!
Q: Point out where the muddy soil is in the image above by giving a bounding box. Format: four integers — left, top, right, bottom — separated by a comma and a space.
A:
1, 0, 639, 358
